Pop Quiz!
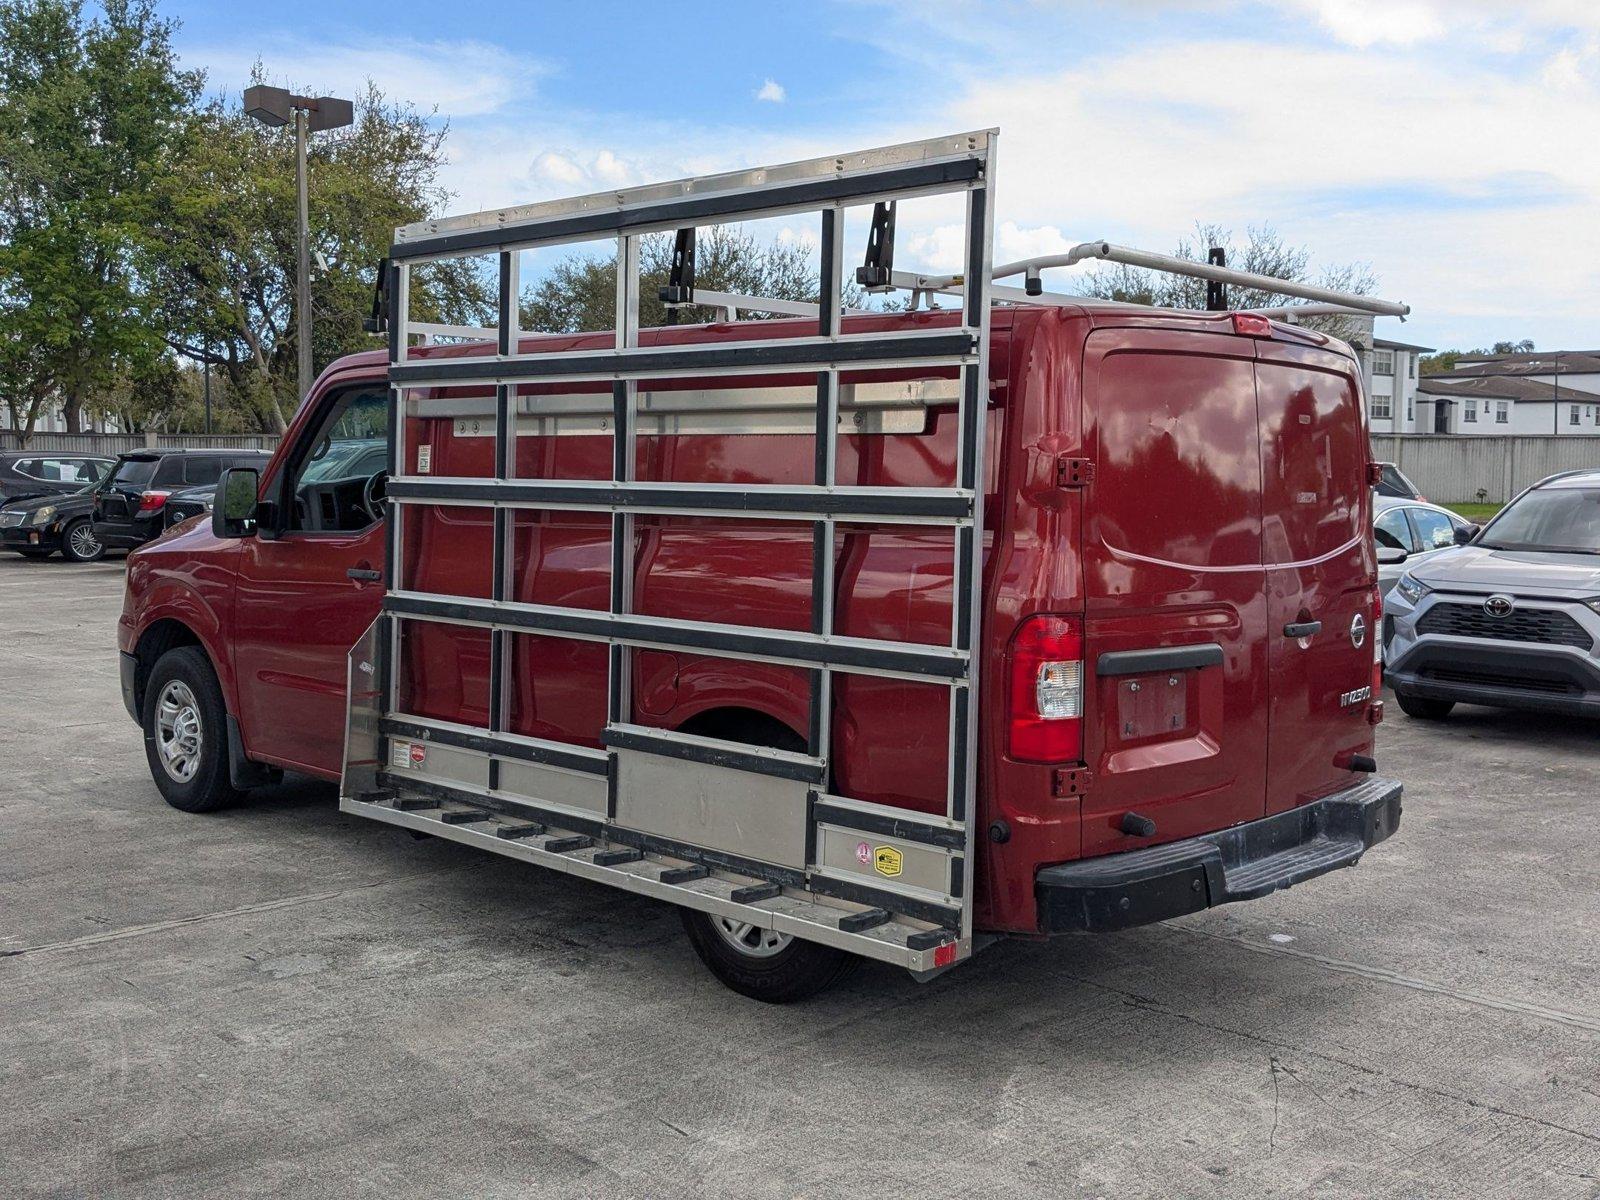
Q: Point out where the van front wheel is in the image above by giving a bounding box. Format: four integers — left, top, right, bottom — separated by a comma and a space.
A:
141, 646, 243, 813
679, 908, 857, 1003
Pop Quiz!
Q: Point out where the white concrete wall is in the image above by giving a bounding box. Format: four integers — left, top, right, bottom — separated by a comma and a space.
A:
1370, 434, 1600, 503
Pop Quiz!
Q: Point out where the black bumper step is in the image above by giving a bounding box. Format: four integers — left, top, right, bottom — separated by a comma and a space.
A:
1036, 776, 1402, 934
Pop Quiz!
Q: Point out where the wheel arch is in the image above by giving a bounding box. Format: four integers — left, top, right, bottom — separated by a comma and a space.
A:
131, 618, 224, 721
674, 705, 807, 753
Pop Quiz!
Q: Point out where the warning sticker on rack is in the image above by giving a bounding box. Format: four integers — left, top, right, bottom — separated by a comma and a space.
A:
416, 445, 432, 474
390, 739, 426, 769
873, 846, 903, 878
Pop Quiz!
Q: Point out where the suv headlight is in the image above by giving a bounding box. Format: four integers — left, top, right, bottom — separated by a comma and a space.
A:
1395, 572, 1430, 605
1585, 597, 1600, 616
31, 505, 56, 527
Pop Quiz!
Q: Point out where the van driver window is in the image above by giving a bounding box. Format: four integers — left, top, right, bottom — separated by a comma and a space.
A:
286, 387, 389, 533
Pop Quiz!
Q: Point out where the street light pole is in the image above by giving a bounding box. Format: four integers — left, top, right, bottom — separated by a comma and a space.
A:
243, 85, 353, 403
294, 105, 312, 402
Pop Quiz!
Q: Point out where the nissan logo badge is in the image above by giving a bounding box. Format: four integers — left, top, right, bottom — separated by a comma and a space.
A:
1484, 594, 1515, 618
1349, 613, 1367, 649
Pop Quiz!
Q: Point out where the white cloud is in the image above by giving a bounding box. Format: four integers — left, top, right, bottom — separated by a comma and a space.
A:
1280, 0, 1445, 46
755, 79, 787, 103
531, 151, 584, 186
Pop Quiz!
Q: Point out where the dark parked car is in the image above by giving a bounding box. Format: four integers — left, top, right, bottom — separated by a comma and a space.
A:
93, 449, 272, 550
0, 452, 114, 504
1374, 461, 1426, 501
0, 484, 107, 561
162, 483, 218, 529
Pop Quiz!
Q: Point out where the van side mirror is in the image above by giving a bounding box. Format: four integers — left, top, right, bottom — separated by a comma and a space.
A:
213, 467, 261, 539
1454, 523, 1479, 545
1376, 545, 1408, 565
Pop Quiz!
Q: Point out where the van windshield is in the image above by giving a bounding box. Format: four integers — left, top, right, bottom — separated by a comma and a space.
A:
112, 458, 159, 486
1479, 487, 1600, 554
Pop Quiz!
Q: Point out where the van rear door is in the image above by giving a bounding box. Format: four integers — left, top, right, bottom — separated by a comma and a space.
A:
1254, 342, 1375, 811
1078, 328, 1270, 856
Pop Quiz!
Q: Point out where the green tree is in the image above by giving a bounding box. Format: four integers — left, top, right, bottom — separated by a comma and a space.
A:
1074, 223, 1378, 341
152, 73, 492, 434
0, 0, 200, 441
521, 225, 832, 334
1420, 339, 1535, 375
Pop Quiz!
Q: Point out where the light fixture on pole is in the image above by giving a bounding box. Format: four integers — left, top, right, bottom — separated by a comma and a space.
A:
243, 84, 354, 403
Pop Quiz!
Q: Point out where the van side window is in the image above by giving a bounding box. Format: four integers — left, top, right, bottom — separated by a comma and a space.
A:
283, 387, 389, 533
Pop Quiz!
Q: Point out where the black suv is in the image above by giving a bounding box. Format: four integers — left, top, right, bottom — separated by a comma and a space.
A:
93, 449, 273, 550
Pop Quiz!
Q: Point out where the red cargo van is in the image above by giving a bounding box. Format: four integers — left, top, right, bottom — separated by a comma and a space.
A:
117, 133, 1401, 1000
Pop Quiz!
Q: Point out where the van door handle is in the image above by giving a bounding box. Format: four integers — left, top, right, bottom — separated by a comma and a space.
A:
347, 567, 382, 583
1283, 619, 1321, 638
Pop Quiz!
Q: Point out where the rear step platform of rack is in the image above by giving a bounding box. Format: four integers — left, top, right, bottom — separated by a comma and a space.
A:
346, 785, 958, 970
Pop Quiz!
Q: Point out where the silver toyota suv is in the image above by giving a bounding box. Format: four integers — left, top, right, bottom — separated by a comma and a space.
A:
1383, 469, 1600, 720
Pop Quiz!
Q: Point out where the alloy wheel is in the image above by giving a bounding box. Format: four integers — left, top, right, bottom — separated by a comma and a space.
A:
709, 915, 794, 959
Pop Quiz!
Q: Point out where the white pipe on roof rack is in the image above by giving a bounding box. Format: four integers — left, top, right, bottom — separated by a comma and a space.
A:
1054, 242, 1409, 318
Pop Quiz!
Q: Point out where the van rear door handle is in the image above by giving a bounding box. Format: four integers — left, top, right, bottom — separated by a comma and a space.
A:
1283, 620, 1321, 638
347, 567, 382, 583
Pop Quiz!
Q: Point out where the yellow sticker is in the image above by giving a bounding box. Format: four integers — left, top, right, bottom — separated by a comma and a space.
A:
873, 846, 903, 878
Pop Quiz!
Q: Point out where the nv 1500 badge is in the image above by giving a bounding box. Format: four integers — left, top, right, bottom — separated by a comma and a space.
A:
1339, 685, 1372, 708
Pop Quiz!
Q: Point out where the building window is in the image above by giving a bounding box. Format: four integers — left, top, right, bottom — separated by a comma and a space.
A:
1495, 401, 1509, 424
1571, 405, 1581, 426
1463, 399, 1477, 423
1372, 349, 1395, 376
1371, 394, 1392, 419
1406, 397, 1414, 422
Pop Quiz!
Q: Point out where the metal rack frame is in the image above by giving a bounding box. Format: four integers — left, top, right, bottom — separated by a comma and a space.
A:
342, 130, 997, 969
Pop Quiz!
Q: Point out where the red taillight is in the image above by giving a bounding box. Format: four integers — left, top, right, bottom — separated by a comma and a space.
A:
1007, 614, 1083, 763
137, 490, 171, 514
1232, 313, 1273, 338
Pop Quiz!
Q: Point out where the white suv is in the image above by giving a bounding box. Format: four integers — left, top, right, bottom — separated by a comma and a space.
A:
1383, 470, 1600, 720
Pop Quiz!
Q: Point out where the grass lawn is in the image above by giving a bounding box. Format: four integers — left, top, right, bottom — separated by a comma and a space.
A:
1444, 502, 1503, 522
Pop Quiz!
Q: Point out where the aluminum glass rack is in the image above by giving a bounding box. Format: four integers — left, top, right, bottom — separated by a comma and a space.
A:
341, 130, 997, 973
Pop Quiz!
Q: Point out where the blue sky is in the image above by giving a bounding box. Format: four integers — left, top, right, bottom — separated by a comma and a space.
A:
171, 0, 1600, 352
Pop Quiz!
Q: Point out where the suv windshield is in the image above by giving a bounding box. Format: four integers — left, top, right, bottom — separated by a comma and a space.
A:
111, 457, 159, 487
1479, 487, 1600, 554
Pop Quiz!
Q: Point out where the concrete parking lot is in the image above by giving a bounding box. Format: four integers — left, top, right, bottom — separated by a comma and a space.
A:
1, 553, 1597, 1199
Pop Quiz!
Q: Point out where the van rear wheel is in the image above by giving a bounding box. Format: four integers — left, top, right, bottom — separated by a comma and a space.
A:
679, 908, 857, 1003
141, 646, 244, 813
1395, 689, 1454, 720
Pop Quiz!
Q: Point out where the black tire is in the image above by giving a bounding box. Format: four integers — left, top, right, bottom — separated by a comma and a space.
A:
1395, 689, 1454, 720
141, 646, 244, 813
59, 517, 104, 562
17, 548, 53, 560
672, 709, 859, 1002
679, 908, 858, 1004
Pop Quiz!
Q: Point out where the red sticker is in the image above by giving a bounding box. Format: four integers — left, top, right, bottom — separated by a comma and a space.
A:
410, 743, 427, 765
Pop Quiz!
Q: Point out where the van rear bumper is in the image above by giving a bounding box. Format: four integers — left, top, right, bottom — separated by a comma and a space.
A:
1035, 776, 1402, 934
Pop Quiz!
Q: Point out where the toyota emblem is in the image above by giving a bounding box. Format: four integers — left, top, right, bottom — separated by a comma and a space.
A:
1349, 613, 1367, 648
1484, 594, 1515, 618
